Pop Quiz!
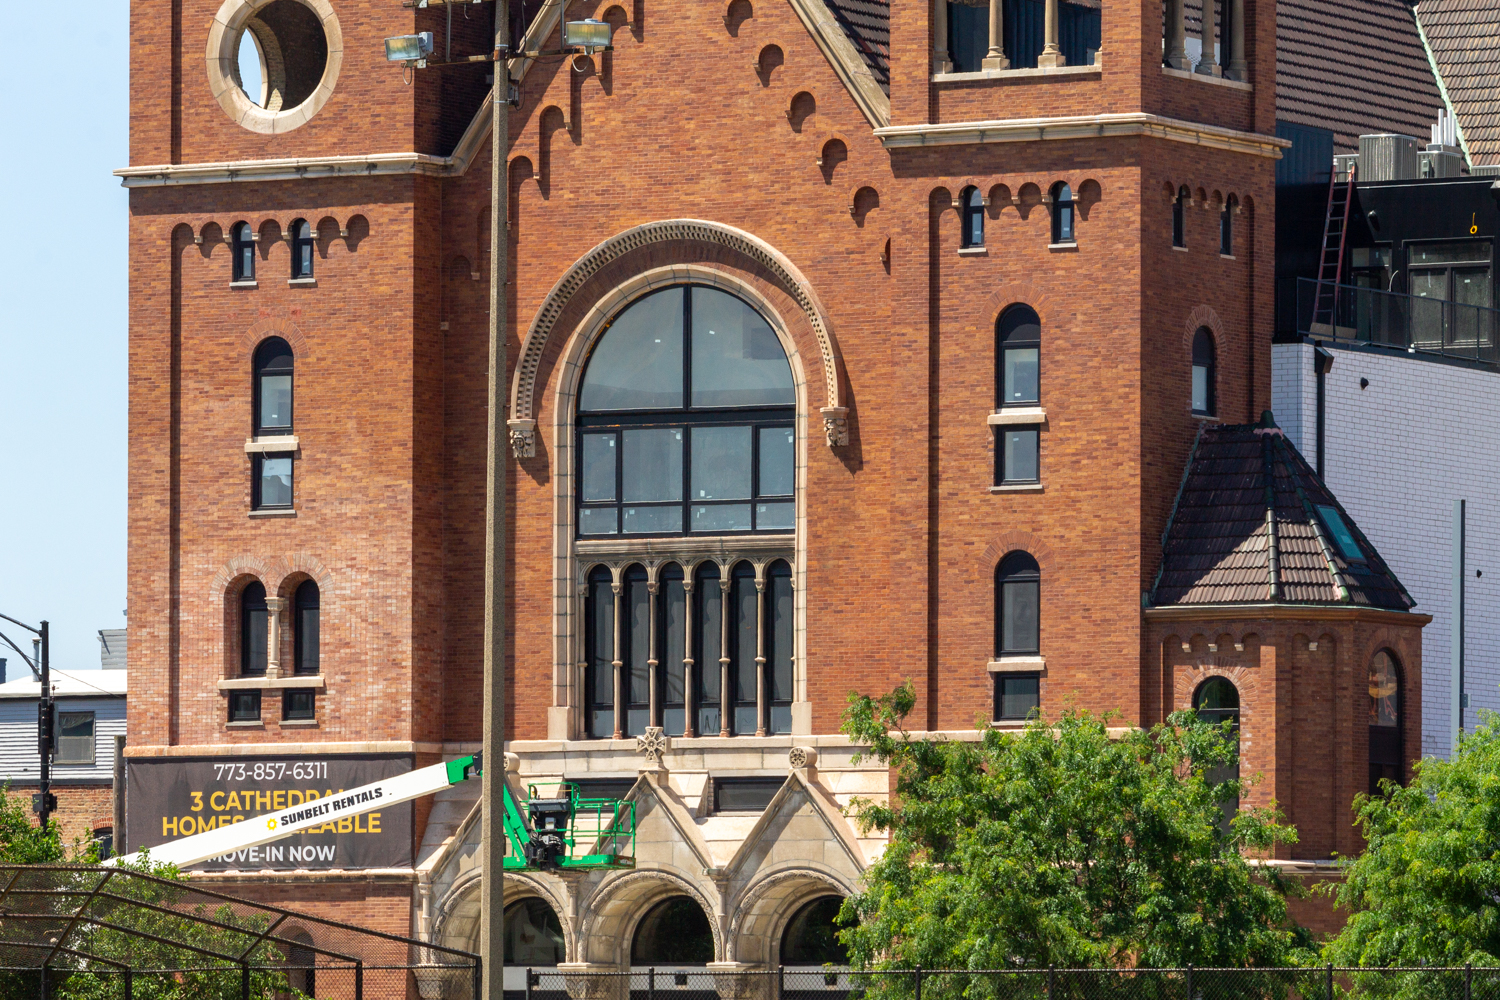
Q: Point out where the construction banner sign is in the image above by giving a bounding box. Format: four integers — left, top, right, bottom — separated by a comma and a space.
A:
125, 753, 414, 871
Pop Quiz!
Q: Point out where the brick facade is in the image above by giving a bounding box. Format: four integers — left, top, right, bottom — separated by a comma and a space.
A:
11, 784, 114, 853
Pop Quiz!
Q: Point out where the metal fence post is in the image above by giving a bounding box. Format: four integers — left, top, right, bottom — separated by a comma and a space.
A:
528, 967, 534, 1000
649, 966, 656, 1000
1047, 965, 1055, 998
124, 968, 132, 1000
241, 963, 250, 1000
1468, 963, 1474, 1000
1326, 963, 1333, 1000
474, 958, 484, 1000
778, 964, 785, 1000
1185, 964, 1192, 1000
38, 965, 46, 1000
355, 961, 364, 1000
914, 967, 922, 1000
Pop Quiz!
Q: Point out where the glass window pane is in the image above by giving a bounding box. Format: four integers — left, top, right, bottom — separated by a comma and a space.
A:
731, 565, 758, 734
1410, 242, 1491, 265
259, 456, 293, 506
581, 434, 617, 502
1369, 652, 1399, 727
767, 565, 793, 705
998, 675, 1039, 720
579, 289, 685, 411
691, 426, 752, 500
1003, 348, 1039, 404
627, 572, 651, 733
1455, 266, 1493, 309
579, 507, 618, 535
297, 606, 319, 674
1192, 365, 1209, 412
1002, 580, 1039, 653
755, 502, 795, 530
623, 506, 682, 534
690, 288, 795, 407
663, 573, 687, 707
696, 565, 723, 736
693, 504, 752, 532
622, 428, 683, 502
284, 690, 315, 720
1410, 269, 1449, 301
589, 572, 615, 738
243, 608, 268, 675
759, 427, 795, 496
260, 374, 292, 429
1003, 429, 1039, 483
1317, 504, 1365, 561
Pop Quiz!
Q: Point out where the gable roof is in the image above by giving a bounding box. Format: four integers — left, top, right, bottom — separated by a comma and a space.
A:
1151, 412, 1415, 611
1277, 0, 1445, 153
1416, 0, 1500, 168
822, 0, 891, 94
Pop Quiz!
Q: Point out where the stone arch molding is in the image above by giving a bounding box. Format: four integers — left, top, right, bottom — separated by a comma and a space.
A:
508, 219, 850, 457
579, 868, 724, 965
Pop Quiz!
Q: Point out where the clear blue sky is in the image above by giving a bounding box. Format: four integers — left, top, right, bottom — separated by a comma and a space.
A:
0, 0, 129, 672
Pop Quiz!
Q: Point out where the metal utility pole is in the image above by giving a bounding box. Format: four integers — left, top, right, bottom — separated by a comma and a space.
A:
0, 614, 53, 828
480, 0, 510, 995
1453, 498, 1467, 754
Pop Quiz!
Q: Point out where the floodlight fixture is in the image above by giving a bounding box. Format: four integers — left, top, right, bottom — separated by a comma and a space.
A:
563, 18, 611, 54
384, 31, 434, 66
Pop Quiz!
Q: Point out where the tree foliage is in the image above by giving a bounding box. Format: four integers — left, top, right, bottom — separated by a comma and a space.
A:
1326, 712, 1500, 969
837, 683, 1314, 971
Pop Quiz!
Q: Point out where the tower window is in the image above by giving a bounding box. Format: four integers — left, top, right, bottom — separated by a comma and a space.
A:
1369, 650, 1402, 794
232, 222, 256, 283
240, 581, 268, 677
1220, 196, 1235, 256
995, 551, 1040, 656
1191, 327, 1216, 416
1173, 186, 1188, 248
253, 337, 294, 434
253, 453, 294, 509
1051, 183, 1075, 244
290, 218, 315, 279
294, 579, 320, 674
1194, 676, 1241, 833
960, 186, 984, 248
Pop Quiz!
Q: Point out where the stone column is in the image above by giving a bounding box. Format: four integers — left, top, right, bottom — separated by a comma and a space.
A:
933, 0, 952, 73
1036, 0, 1064, 67
754, 574, 767, 737
647, 580, 659, 728
983, 0, 1009, 69
1227, 0, 1246, 80
265, 597, 287, 679
719, 577, 732, 737
611, 579, 624, 740
1195, 0, 1217, 74
682, 578, 697, 738
1165, 0, 1188, 69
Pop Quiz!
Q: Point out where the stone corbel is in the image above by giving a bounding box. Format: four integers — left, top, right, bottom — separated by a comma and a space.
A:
509, 418, 537, 459
820, 406, 849, 447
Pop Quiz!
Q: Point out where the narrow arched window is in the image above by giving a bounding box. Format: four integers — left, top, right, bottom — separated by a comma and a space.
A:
1173, 186, 1188, 248
240, 581, 268, 677
693, 561, 724, 737
730, 560, 759, 735
960, 185, 984, 248
995, 552, 1040, 656
659, 563, 687, 736
254, 337, 294, 434
1191, 327, 1217, 416
1194, 676, 1240, 833
293, 580, 320, 675
765, 559, 794, 734
291, 218, 315, 279
1369, 650, 1402, 794
1220, 196, 1235, 256
232, 222, 256, 283
996, 305, 1042, 485
623, 563, 651, 736
1051, 183, 1075, 244
584, 565, 615, 739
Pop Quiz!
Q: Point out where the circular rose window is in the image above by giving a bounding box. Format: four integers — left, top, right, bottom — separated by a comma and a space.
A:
206, 0, 342, 133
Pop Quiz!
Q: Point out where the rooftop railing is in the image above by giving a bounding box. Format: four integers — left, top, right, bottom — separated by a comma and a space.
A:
1294, 276, 1500, 366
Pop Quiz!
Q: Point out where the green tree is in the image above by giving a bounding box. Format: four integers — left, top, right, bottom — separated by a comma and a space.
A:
1326, 711, 1500, 970
0, 781, 69, 865
837, 683, 1313, 971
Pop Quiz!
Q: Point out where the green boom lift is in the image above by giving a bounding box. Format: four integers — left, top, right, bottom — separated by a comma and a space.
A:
503, 780, 636, 871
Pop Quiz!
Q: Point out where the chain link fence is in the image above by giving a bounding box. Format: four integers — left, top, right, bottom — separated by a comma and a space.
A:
520, 965, 1500, 1000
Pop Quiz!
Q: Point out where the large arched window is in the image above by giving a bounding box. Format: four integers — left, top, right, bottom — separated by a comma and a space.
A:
290, 218, 315, 279
631, 897, 714, 965
504, 898, 567, 966
995, 551, 1040, 656
1051, 183, 1075, 244
1194, 676, 1240, 833
232, 221, 256, 282
781, 896, 849, 966
960, 185, 984, 248
577, 286, 795, 537
1191, 327, 1217, 416
254, 337, 294, 434
1369, 650, 1402, 794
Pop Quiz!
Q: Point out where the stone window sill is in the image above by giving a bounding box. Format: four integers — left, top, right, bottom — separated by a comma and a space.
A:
249, 508, 297, 518
245, 435, 299, 453
279, 718, 319, 727
934, 62, 1101, 83
230, 280, 258, 290
1193, 413, 1221, 422
218, 675, 325, 690
1161, 67, 1251, 91
988, 655, 1045, 672
957, 246, 989, 256
990, 483, 1044, 493
226, 720, 265, 728
988, 407, 1046, 425
1048, 242, 1078, 252
1173, 245, 1190, 252
288, 277, 317, 287
1221, 254, 1236, 260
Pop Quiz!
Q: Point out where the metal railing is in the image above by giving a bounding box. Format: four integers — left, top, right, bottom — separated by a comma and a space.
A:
519, 964, 1500, 1000
1294, 276, 1500, 365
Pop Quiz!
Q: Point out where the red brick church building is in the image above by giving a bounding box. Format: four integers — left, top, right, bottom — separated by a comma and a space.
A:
120, 0, 1424, 957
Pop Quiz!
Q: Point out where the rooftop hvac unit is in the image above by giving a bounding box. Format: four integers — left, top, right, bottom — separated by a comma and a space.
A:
1420, 147, 1463, 178
1359, 134, 1421, 181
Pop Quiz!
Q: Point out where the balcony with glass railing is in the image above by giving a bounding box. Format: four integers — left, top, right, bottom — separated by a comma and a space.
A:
1289, 276, 1500, 367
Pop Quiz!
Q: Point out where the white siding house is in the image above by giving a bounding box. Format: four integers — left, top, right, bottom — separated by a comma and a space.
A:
0, 670, 127, 785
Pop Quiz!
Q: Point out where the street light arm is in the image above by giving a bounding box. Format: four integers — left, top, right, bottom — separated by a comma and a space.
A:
0, 629, 40, 678
0, 612, 41, 637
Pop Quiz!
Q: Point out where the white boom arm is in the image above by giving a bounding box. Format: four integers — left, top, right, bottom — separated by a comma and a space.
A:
106, 755, 480, 869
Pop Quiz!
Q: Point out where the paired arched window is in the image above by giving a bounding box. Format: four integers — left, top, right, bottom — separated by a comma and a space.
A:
576, 285, 795, 537
1191, 327, 1216, 416
584, 559, 793, 740
1194, 676, 1240, 833
996, 306, 1041, 485
232, 222, 256, 283
961, 185, 984, 248
503, 898, 567, 966
1369, 650, 1402, 794
252, 338, 295, 510
291, 218, 315, 279
232, 581, 268, 722
994, 552, 1041, 721
294, 580, 320, 674
1051, 183, 1075, 244
631, 897, 714, 965
1173, 186, 1188, 248
1220, 196, 1236, 256
780, 896, 850, 966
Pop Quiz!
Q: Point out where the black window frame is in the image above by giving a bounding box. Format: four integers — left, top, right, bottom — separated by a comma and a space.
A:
283, 688, 316, 721
995, 551, 1041, 657
1220, 196, 1235, 256
960, 185, 984, 248
1193, 676, 1241, 833
1191, 327, 1217, 416
293, 579, 320, 674
992, 672, 1040, 722
232, 222, 256, 283
252, 337, 294, 435
712, 776, 785, 812
576, 285, 796, 539
1369, 649, 1402, 795
53, 711, 96, 765
240, 581, 269, 677
252, 452, 295, 510
1051, 182, 1075, 244
229, 690, 262, 723
995, 305, 1042, 485
997, 426, 1040, 485
290, 218, 315, 280
1173, 186, 1188, 248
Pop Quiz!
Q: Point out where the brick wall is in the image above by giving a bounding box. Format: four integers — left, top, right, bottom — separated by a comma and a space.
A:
10, 783, 114, 853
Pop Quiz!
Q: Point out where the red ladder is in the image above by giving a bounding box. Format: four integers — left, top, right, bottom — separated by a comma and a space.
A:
1311, 161, 1357, 331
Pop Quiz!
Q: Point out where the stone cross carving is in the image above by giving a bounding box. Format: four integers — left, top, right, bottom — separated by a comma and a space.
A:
636, 726, 670, 769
